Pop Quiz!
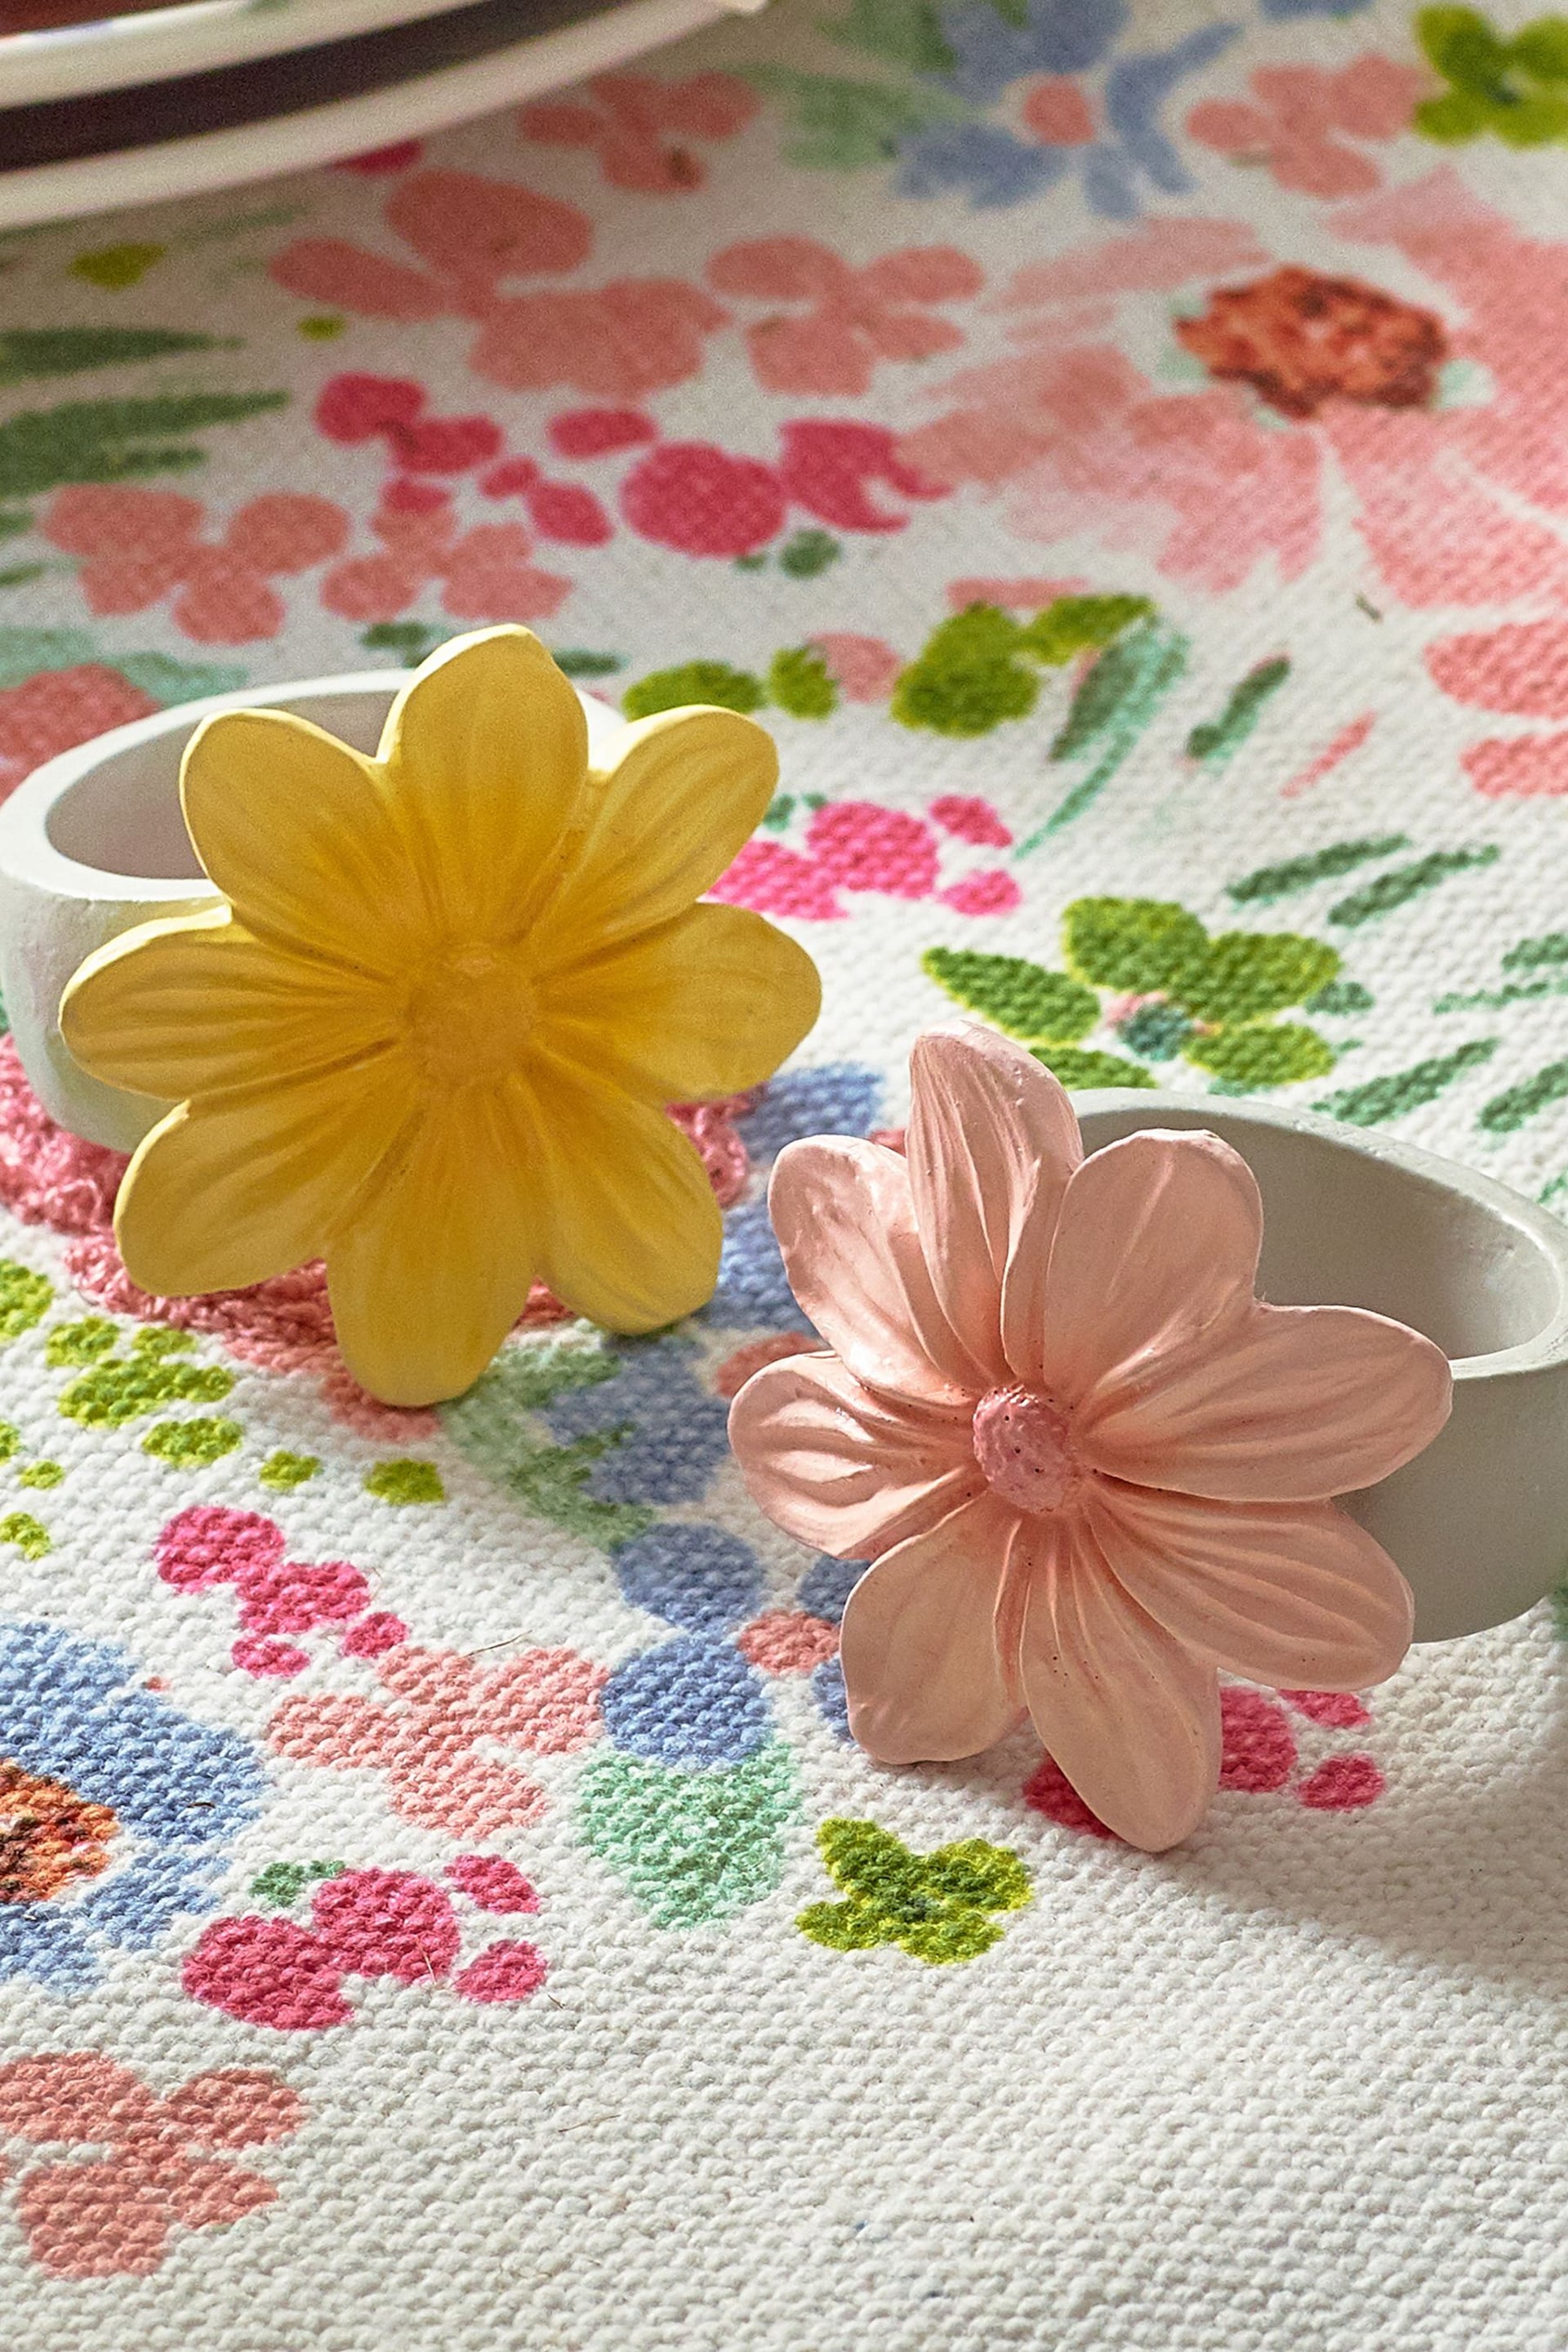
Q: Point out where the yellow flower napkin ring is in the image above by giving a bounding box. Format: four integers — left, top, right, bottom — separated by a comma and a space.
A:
54, 627, 821, 1406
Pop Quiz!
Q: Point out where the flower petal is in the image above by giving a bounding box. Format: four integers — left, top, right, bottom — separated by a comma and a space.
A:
514, 1056, 723, 1332
60, 908, 397, 1102
1015, 1514, 1221, 1851
904, 1027, 1081, 1388
1085, 1479, 1414, 1690
114, 1062, 414, 1298
536, 706, 777, 955
728, 1350, 979, 1560
1033, 1129, 1263, 1401
768, 1138, 991, 1406
1078, 1302, 1452, 1500
839, 1491, 1022, 1762
180, 710, 421, 976
538, 902, 820, 1102
326, 1085, 538, 1407
378, 626, 589, 942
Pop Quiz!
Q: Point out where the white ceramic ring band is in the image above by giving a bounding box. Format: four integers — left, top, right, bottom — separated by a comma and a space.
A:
0, 671, 624, 1156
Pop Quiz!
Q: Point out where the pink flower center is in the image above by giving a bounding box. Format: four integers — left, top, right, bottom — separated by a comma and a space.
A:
970, 1386, 1079, 1515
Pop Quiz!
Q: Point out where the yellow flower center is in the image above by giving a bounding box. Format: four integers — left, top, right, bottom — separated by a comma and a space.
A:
402, 942, 535, 1087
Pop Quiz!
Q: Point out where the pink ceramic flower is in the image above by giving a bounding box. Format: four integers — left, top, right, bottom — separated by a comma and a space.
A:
728, 1029, 1450, 1851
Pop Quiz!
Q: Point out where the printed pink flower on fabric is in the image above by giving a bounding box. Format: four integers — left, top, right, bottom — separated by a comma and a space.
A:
519, 71, 759, 193
904, 172, 1568, 617
712, 796, 1018, 922
728, 1028, 1450, 1851
42, 488, 348, 644
319, 488, 570, 624
1187, 57, 1427, 198
267, 1642, 605, 1835
0, 2055, 302, 2278
708, 238, 983, 396
272, 169, 726, 399
182, 1869, 549, 2028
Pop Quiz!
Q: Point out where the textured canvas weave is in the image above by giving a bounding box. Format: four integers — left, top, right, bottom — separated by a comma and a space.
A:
1, 2, 1567, 2342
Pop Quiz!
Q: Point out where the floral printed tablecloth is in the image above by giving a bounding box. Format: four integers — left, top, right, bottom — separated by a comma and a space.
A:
2, 3, 1567, 2345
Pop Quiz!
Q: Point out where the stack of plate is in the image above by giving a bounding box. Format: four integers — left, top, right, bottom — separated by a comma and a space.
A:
0, 0, 760, 229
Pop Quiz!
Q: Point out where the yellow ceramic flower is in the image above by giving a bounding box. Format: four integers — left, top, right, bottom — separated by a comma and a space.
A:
60, 627, 821, 1407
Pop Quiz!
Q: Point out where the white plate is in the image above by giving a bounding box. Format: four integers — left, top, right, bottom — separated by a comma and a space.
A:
1, 0, 488, 110
0, 0, 760, 229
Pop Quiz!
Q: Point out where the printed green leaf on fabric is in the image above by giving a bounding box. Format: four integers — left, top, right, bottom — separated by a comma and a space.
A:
251, 1860, 347, 1909
1228, 836, 1410, 906
1185, 657, 1290, 765
113, 653, 247, 705
0, 330, 234, 386
0, 1263, 51, 1341
0, 1512, 49, 1561
746, 67, 959, 171
892, 597, 1160, 742
1327, 847, 1499, 928
623, 661, 765, 719
922, 948, 1098, 1043
1177, 932, 1341, 1024
1477, 1058, 1568, 1134
777, 528, 840, 578
1183, 1022, 1335, 1087
768, 645, 838, 719
1415, 7, 1568, 145
578, 1743, 798, 1927
1063, 898, 1209, 995
0, 392, 287, 500
798, 1820, 1031, 1964
1034, 1045, 1157, 1090
1314, 1038, 1497, 1126
142, 1417, 243, 1467
56, 1326, 233, 1428
821, 0, 956, 77
443, 1344, 653, 1548
259, 1450, 320, 1490
364, 1460, 445, 1505
1018, 595, 1155, 666
891, 604, 1040, 736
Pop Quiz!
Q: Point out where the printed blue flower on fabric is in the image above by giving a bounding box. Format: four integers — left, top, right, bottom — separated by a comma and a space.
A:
0, 1620, 264, 1991
601, 1636, 773, 1768
898, 11, 1240, 215
812, 1655, 853, 1742
798, 1557, 866, 1626
541, 1337, 732, 1505
613, 1525, 765, 1636
736, 1063, 884, 1165
706, 1199, 804, 1330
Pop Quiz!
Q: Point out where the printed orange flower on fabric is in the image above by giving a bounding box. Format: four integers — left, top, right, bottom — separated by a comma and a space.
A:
59, 629, 821, 1405
319, 488, 570, 625
729, 1028, 1450, 1851
43, 488, 349, 644
708, 237, 983, 396
0, 2055, 302, 2278
271, 168, 727, 399
267, 1642, 605, 1833
519, 71, 760, 193
1187, 56, 1428, 197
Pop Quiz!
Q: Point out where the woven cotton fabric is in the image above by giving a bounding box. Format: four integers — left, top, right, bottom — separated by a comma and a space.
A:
1, 3, 1567, 2341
